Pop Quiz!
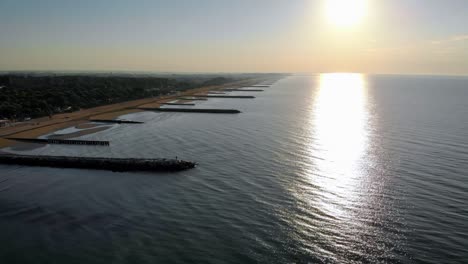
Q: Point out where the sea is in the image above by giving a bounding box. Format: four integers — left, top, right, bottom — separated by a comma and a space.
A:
0, 74, 467, 263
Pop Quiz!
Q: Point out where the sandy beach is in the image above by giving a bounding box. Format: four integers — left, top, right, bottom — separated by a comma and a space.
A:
0, 78, 264, 149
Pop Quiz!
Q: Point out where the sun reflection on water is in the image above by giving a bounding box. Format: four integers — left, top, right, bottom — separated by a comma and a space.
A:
308, 73, 370, 219
283, 74, 398, 260
315, 73, 368, 166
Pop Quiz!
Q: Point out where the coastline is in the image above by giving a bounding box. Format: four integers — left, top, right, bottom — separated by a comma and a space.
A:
0, 78, 266, 149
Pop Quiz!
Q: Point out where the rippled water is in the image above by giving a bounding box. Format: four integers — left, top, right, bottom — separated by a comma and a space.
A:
1, 74, 467, 263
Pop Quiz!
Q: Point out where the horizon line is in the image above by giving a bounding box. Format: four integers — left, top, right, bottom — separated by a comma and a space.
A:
1, 70, 467, 77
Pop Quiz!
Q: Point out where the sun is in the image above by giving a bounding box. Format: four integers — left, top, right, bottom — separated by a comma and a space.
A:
325, 0, 367, 28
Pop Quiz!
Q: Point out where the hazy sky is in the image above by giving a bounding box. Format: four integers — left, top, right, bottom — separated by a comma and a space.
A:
1, 0, 467, 74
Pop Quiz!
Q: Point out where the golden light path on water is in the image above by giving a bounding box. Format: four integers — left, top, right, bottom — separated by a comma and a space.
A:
284, 73, 401, 261
295, 73, 371, 222
311, 73, 369, 219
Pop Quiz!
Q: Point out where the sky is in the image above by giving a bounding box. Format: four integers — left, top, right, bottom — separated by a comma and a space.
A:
1, 0, 467, 74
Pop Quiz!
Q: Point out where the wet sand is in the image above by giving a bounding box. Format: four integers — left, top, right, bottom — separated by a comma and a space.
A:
47, 126, 112, 140
5, 126, 113, 151
75, 123, 102, 129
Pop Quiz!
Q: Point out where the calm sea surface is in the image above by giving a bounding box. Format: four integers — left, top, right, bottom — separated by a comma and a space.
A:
0, 74, 467, 263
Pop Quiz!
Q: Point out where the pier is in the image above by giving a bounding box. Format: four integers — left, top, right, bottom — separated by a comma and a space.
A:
0, 154, 196, 172
140, 108, 241, 114
6, 137, 110, 146
90, 119, 144, 124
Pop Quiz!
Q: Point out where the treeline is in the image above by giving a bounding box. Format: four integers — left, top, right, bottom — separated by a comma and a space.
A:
0, 75, 232, 120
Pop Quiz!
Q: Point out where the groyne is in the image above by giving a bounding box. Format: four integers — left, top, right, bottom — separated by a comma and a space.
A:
161, 103, 196, 106
178, 97, 208, 101
6, 137, 110, 146
0, 154, 196, 172
140, 108, 241, 114
223, 89, 264, 92
90, 119, 144, 124
245, 85, 270, 87
194, 95, 255, 99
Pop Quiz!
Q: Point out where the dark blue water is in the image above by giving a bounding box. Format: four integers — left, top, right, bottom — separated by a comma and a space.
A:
1, 74, 467, 263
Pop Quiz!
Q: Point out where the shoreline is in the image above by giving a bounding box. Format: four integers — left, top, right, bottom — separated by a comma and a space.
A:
0, 78, 267, 149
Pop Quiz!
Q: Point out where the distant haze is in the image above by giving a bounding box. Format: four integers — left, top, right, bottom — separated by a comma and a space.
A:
1, 0, 467, 75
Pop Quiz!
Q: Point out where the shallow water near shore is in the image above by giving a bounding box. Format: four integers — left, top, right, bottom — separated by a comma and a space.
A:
1, 74, 467, 263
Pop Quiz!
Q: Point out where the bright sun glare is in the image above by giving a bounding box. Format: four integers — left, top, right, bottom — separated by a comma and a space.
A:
325, 0, 367, 27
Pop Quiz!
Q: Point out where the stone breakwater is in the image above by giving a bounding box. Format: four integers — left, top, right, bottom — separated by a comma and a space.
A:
0, 154, 197, 172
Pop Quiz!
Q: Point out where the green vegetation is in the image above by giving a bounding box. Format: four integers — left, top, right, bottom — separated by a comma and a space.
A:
0, 74, 233, 120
